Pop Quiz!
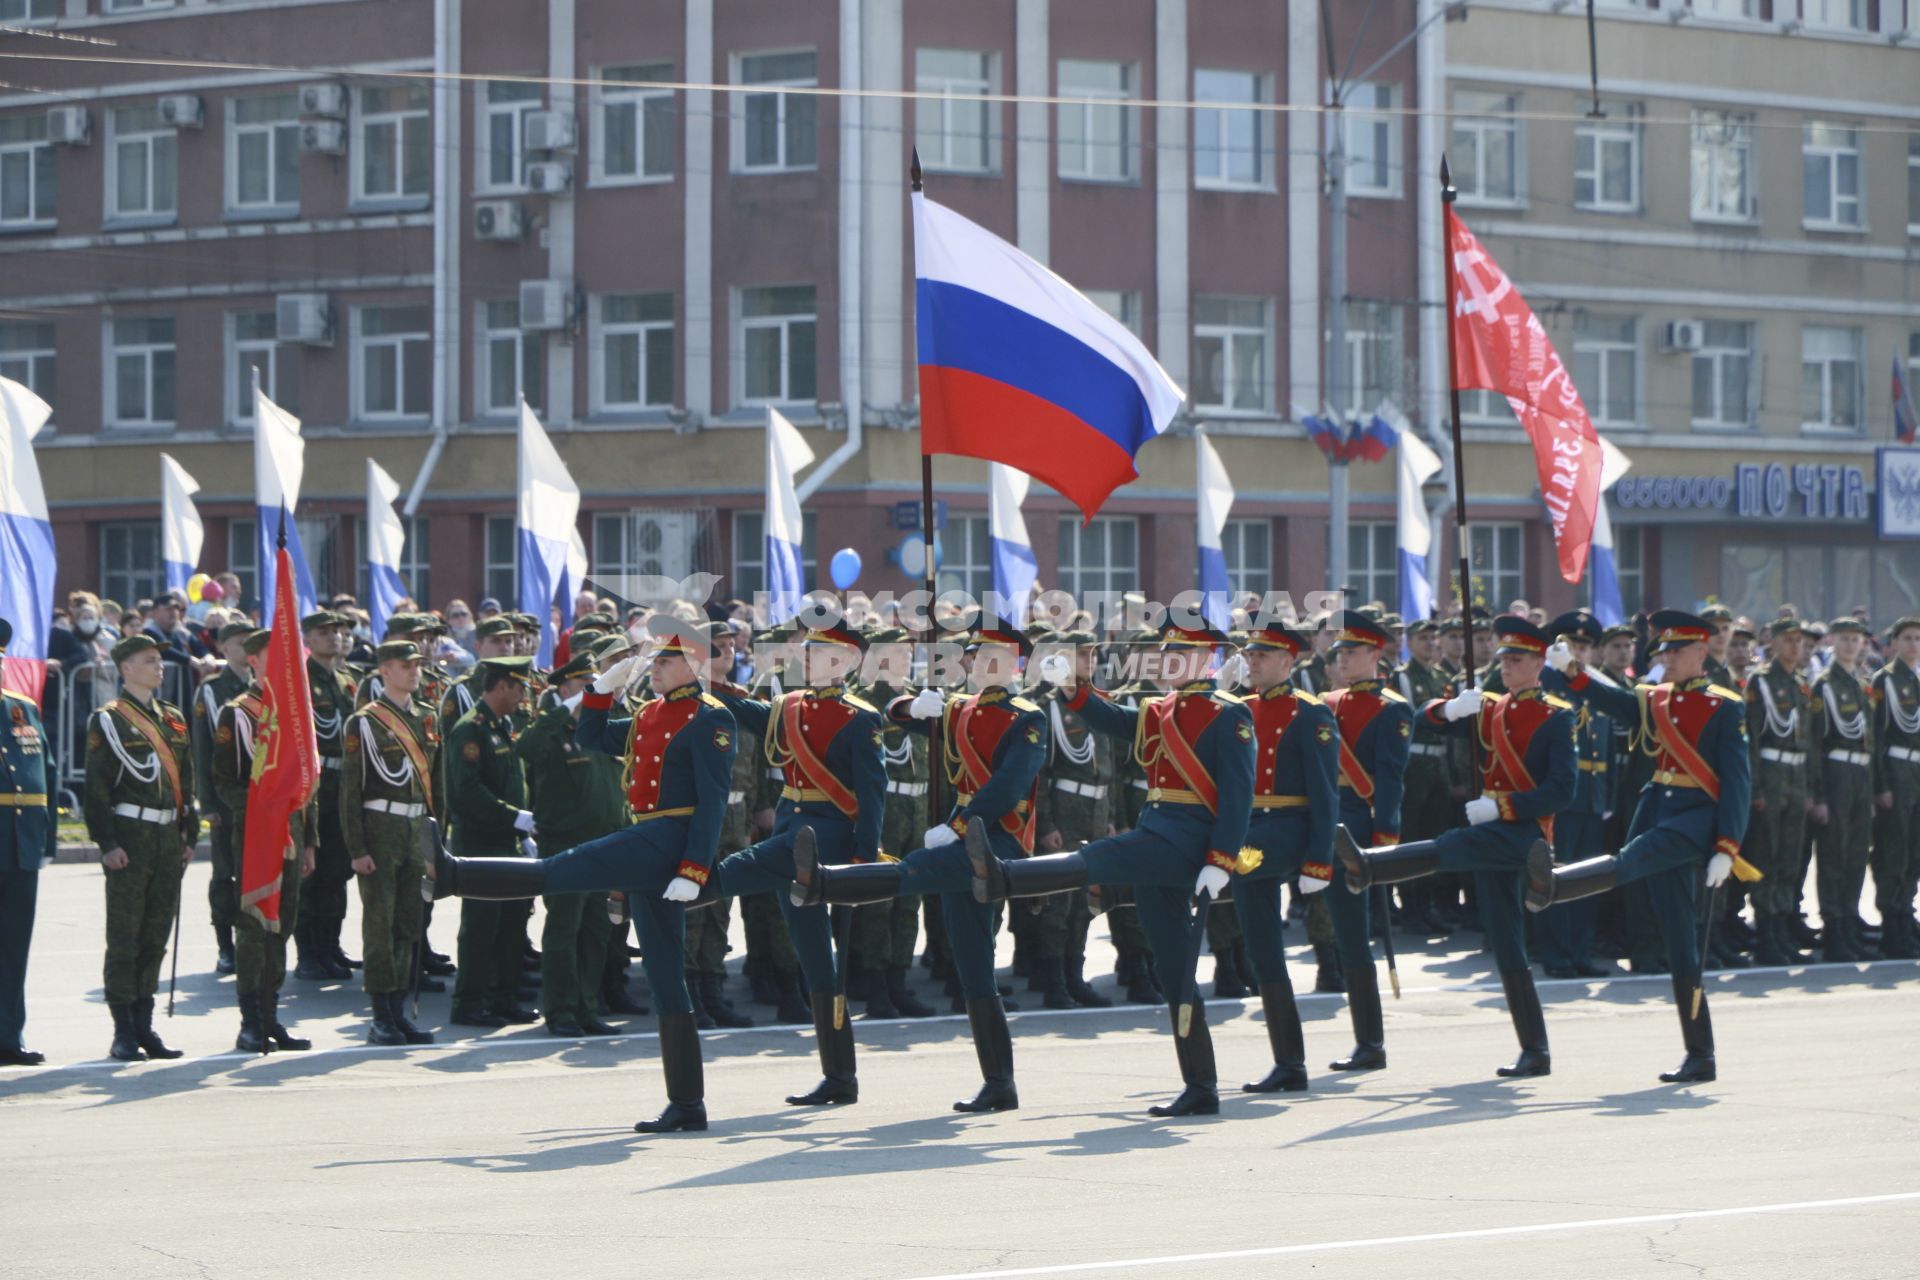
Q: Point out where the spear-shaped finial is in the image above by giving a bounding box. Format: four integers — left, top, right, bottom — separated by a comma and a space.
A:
910, 147, 923, 193
276, 504, 288, 551
1440, 153, 1455, 205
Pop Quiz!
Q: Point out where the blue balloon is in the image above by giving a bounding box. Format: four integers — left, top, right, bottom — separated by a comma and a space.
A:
829, 547, 862, 590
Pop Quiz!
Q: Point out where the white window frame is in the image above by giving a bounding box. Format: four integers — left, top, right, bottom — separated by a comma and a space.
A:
1450, 90, 1522, 208
106, 104, 177, 225
1690, 320, 1755, 432
938, 512, 992, 599
1193, 296, 1271, 415
1193, 68, 1268, 192
1800, 324, 1862, 434
105, 316, 176, 430
0, 0, 61, 23
1801, 0, 1865, 31
1057, 59, 1139, 184
1337, 301, 1406, 420
1690, 109, 1756, 225
356, 513, 430, 607
1460, 388, 1514, 426
735, 284, 817, 408
1083, 289, 1142, 336
1348, 521, 1397, 610
731, 509, 817, 600
1574, 104, 1641, 214
1055, 515, 1139, 603
352, 84, 430, 208
1220, 517, 1271, 600
225, 93, 300, 218
104, 0, 173, 11
484, 514, 518, 607
1340, 81, 1401, 200
0, 112, 55, 231
353, 304, 432, 423
915, 49, 996, 176
1690, 0, 1758, 18
1572, 314, 1640, 430
479, 80, 543, 195
100, 521, 165, 608
591, 292, 675, 413
732, 49, 819, 175
1468, 523, 1524, 613
592, 63, 675, 186
478, 298, 544, 418
1906, 134, 1918, 237
226, 310, 293, 427
1802, 122, 1863, 231
0, 320, 55, 408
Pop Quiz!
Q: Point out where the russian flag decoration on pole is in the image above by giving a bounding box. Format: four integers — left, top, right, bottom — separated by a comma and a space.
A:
0, 376, 55, 702
1588, 436, 1635, 627
1195, 432, 1235, 632
517, 400, 581, 667
913, 192, 1184, 520
1895, 355, 1918, 446
1392, 406, 1443, 628
160, 453, 203, 594
365, 459, 408, 643
765, 406, 814, 625
989, 463, 1037, 628
254, 387, 318, 621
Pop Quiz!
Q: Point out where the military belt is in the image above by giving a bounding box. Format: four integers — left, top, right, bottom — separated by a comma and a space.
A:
782, 786, 829, 804
1129, 778, 1149, 791
886, 781, 928, 797
634, 806, 696, 822
1889, 746, 1920, 763
1758, 748, 1804, 765
1825, 749, 1870, 767
1252, 794, 1308, 809
362, 800, 425, 818
1407, 743, 1447, 758
954, 792, 1029, 813
0, 793, 47, 806
1146, 787, 1205, 806
1053, 780, 1106, 799
1578, 759, 1608, 773
318, 756, 342, 771
1652, 770, 1705, 789
113, 803, 177, 824
728, 790, 746, 805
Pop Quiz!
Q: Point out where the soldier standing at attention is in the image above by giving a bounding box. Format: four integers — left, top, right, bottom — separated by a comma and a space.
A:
1871, 619, 1920, 960
84, 634, 198, 1062
191, 621, 254, 976
297, 610, 360, 982
0, 618, 55, 1065
852, 627, 935, 1019
1536, 611, 1613, 979
1032, 630, 1117, 1009
1809, 618, 1876, 963
1394, 619, 1458, 936
1744, 618, 1817, 966
682, 623, 755, 1029
341, 640, 437, 1046
1701, 605, 1736, 688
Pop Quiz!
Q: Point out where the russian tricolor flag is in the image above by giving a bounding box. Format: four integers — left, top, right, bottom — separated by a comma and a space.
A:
913, 193, 1184, 521
1195, 432, 1234, 632
160, 453, 203, 594
989, 463, 1036, 629
365, 459, 407, 643
0, 376, 54, 701
1588, 436, 1634, 627
255, 388, 317, 622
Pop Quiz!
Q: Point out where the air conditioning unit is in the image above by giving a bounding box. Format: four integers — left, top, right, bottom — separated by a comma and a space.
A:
299, 83, 348, 119
45, 106, 90, 146
300, 121, 347, 154
525, 160, 573, 195
1659, 320, 1704, 354
523, 109, 577, 153
518, 279, 572, 331
474, 199, 525, 241
275, 293, 333, 346
157, 94, 205, 129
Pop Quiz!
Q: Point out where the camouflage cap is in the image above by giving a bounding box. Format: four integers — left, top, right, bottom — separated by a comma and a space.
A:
1828, 617, 1870, 637
550, 651, 597, 682
301, 609, 345, 632
240, 629, 274, 655
110, 634, 160, 664
374, 640, 424, 664
216, 621, 257, 644
475, 617, 516, 640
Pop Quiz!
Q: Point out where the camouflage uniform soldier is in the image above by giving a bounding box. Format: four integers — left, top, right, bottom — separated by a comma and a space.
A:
738, 626, 809, 1023
1394, 620, 1458, 935
681, 624, 754, 1029
1744, 618, 1817, 966
341, 641, 437, 1045
1871, 617, 1920, 960
855, 629, 936, 1019
1032, 631, 1115, 1008
297, 610, 360, 981
84, 634, 198, 1062
191, 622, 253, 975
1810, 617, 1876, 963
1102, 634, 1161, 1004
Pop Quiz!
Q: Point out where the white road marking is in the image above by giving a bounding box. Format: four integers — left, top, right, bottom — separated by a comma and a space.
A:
893, 1191, 1920, 1280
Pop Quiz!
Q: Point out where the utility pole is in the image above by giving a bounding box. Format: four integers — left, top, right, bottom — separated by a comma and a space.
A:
1325, 78, 1351, 603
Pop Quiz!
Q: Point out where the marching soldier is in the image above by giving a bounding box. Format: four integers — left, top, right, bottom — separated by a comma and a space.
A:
1341, 617, 1574, 1078
190, 621, 253, 975
1532, 610, 1753, 1083
1536, 611, 1613, 979
1032, 630, 1117, 1009
1810, 618, 1876, 963
1744, 618, 1817, 966
84, 633, 199, 1062
1, 618, 54, 1066
297, 609, 359, 982
1872, 618, 1920, 961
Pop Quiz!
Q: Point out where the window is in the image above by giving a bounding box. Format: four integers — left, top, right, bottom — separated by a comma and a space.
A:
1691, 0, 1756, 15
731, 509, 817, 600
105, 0, 171, 9
1221, 518, 1271, 599
355, 304, 431, 421
916, 49, 993, 174
107, 317, 175, 428
354, 84, 430, 204
296, 515, 339, 598
1468, 523, 1523, 612
1613, 525, 1644, 616
1572, 314, 1638, 428
938, 513, 992, 599
1690, 110, 1755, 222
1341, 82, 1399, 198
108, 104, 177, 223
1336, 301, 1406, 418
0, 0, 60, 20
1058, 59, 1137, 182
1193, 297, 1269, 413
1460, 389, 1514, 425
479, 298, 545, 416
595, 292, 674, 410
1801, 325, 1861, 431
592, 509, 714, 583
0, 112, 55, 229
1574, 105, 1641, 213
227, 519, 257, 607
100, 522, 163, 607
1348, 522, 1396, 609
227, 93, 300, 215
736, 50, 818, 173
229, 311, 300, 424
1083, 289, 1142, 336
485, 515, 518, 607
356, 514, 430, 606
1690, 320, 1753, 430
1911, 331, 1920, 392
737, 284, 816, 405
1907, 136, 1918, 236
1801, 0, 1864, 30
596, 63, 675, 183
0, 321, 54, 404
1450, 90, 1519, 205
1802, 123, 1862, 229
481, 80, 542, 192
1055, 515, 1137, 603
1194, 68, 1266, 190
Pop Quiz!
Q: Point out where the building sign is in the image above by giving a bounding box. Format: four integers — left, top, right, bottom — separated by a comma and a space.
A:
1612, 462, 1867, 521
1877, 447, 1920, 540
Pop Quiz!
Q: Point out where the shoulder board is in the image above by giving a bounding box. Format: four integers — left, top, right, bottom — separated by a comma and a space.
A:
700, 692, 727, 711
1544, 694, 1573, 711
1707, 684, 1743, 702
1010, 696, 1041, 714
1209, 690, 1245, 705
1, 688, 31, 704
1293, 688, 1324, 706
843, 694, 876, 713
1378, 687, 1407, 704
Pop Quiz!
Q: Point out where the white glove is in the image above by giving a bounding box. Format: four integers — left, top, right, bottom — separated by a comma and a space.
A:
923, 823, 959, 849
907, 687, 946, 720
592, 654, 642, 695
1298, 872, 1331, 896
1443, 686, 1485, 722
1036, 652, 1072, 686
1545, 641, 1575, 674
662, 876, 702, 903
1705, 852, 1733, 888
513, 809, 536, 834
1218, 654, 1249, 688
520, 836, 538, 858
561, 691, 584, 713
1195, 864, 1230, 898
1465, 796, 1500, 826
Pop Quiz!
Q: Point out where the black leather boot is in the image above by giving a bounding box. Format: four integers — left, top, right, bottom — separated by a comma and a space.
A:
1244, 978, 1308, 1092
772, 969, 811, 1024
1526, 849, 1619, 912
785, 992, 859, 1105
888, 967, 937, 1017
1312, 941, 1345, 994
134, 998, 183, 1060
1064, 948, 1111, 1007
1149, 1002, 1220, 1117
390, 991, 434, 1045
108, 1003, 145, 1062
1329, 963, 1386, 1071
1037, 956, 1074, 1009
367, 992, 407, 1046
1211, 948, 1249, 999
1659, 975, 1716, 1083
426, 851, 547, 902
701, 973, 753, 1028
1494, 969, 1551, 1078
214, 924, 235, 976
635, 1012, 708, 1133
265, 988, 311, 1051
1753, 915, 1799, 967
1337, 828, 1443, 893
687, 974, 716, 1030
292, 922, 332, 981
235, 991, 271, 1054
953, 997, 1019, 1113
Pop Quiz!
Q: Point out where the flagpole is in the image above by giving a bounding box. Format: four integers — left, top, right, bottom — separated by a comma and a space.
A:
912, 148, 947, 823
1439, 156, 1484, 792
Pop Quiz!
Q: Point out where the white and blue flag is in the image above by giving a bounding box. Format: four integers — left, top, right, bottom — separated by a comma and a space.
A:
1589, 437, 1633, 627
254, 388, 317, 620
0, 376, 55, 699
160, 453, 203, 594
1390, 403, 1443, 628
517, 401, 581, 667
1195, 432, 1234, 632
989, 463, 1036, 628
366, 458, 407, 642
765, 407, 813, 625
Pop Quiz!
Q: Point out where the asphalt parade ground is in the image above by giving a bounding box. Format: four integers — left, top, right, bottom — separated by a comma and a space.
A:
6, 861, 1918, 1279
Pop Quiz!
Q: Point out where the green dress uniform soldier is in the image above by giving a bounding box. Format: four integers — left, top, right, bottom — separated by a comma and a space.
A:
83, 634, 199, 1062
681, 623, 754, 1029
1031, 630, 1117, 1009
190, 622, 254, 976
515, 651, 626, 1037
297, 609, 361, 982
1809, 618, 1877, 963
341, 641, 437, 1046
1, 617, 55, 1066
853, 628, 936, 1020
1394, 620, 1460, 936
212, 628, 319, 1054
1103, 633, 1164, 1004
1871, 618, 1920, 960
1535, 611, 1614, 979
737, 626, 811, 1024
1700, 605, 1736, 690
1743, 618, 1818, 966
445, 656, 539, 1027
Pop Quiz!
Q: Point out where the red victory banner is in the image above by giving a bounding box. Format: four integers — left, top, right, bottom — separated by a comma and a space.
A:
240, 540, 319, 930
1446, 209, 1605, 583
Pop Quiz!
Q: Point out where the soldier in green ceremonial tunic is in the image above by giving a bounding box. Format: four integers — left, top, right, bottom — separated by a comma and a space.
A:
1701, 605, 1736, 689
191, 622, 254, 976
1744, 618, 1818, 965
1032, 631, 1115, 1008
853, 629, 936, 1018
84, 634, 198, 1062
681, 623, 754, 1028
1394, 620, 1459, 935
342, 640, 437, 1045
446, 656, 537, 1026
1101, 632, 1161, 1003
1810, 618, 1876, 962
0, 617, 54, 1066
1871, 618, 1920, 960
738, 625, 809, 1023
297, 610, 360, 981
